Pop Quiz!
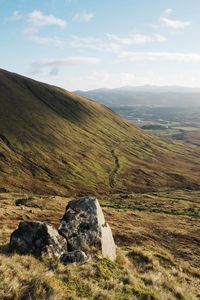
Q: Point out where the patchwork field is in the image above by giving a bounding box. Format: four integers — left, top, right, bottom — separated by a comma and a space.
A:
112, 106, 200, 147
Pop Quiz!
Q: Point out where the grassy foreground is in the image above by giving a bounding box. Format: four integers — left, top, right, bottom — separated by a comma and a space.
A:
0, 190, 200, 300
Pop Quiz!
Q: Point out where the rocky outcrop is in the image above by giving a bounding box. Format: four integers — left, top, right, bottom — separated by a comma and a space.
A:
9, 221, 67, 258
58, 196, 116, 261
9, 196, 116, 262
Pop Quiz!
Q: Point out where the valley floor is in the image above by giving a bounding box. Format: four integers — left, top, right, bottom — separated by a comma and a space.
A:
112, 106, 200, 147
0, 190, 200, 300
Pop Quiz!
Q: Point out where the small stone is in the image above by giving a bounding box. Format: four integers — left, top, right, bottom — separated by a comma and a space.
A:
60, 250, 88, 264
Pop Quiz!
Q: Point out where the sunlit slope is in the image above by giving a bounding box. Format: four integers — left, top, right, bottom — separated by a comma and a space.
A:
0, 68, 200, 195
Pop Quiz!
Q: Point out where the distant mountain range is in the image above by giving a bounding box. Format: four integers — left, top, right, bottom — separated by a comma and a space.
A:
75, 85, 200, 107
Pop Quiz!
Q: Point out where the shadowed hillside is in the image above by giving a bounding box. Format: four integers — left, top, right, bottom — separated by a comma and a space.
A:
0, 68, 200, 195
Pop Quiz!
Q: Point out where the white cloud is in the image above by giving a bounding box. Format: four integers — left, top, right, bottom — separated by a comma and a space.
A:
70, 36, 121, 53
119, 51, 200, 62
107, 34, 152, 45
160, 9, 192, 29
49, 67, 59, 76
74, 10, 94, 22
28, 35, 65, 48
70, 33, 167, 54
154, 34, 168, 42
164, 8, 173, 16
29, 57, 101, 75
9, 11, 23, 21
27, 10, 67, 29
9, 10, 67, 29
9, 10, 68, 46
107, 33, 167, 45
38, 57, 101, 66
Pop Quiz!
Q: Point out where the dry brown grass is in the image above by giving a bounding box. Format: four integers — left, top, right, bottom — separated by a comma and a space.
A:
185, 130, 200, 147
0, 191, 200, 299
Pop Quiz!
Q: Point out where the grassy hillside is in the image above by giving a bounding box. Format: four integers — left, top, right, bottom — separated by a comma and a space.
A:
0, 191, 200, 299
0, 68, 200, 195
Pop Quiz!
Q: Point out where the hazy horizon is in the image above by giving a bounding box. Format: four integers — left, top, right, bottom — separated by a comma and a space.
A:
74, 84, 200, 93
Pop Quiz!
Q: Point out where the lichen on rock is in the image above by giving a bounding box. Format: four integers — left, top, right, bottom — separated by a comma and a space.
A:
9, 221, 67, 258
59, 196, 116, 261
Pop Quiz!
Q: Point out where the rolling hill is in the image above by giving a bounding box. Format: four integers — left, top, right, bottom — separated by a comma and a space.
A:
0, 68, 200, 195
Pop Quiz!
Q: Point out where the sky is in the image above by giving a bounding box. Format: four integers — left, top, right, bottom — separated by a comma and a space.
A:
1, 0, 200, 90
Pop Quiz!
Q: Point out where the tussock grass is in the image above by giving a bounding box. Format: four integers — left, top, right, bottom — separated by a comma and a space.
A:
0, 191, 200, 299
0, 247, 199, 300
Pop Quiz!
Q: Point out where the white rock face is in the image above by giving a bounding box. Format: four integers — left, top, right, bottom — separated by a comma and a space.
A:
101, 223, 116, 261
58, 196, 116, 261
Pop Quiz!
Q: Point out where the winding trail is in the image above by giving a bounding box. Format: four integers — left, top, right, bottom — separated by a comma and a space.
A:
109, 148, 120, 188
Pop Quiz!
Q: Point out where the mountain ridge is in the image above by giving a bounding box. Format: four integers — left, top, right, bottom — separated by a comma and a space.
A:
75, 85, 200, 93
76, 86, 200, 107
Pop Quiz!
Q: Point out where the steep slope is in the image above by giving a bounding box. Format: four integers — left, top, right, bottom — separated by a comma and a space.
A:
0, 68, 200, 195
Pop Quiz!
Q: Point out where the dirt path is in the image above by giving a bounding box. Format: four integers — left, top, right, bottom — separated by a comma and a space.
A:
109, 149, 120, 188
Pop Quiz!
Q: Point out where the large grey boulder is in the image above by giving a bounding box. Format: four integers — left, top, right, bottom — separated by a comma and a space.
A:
9, 221, 67, 258
58, 196, 116, 261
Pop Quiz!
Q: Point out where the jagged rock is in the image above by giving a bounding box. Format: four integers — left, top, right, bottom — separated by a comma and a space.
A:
58, 196, 116, 261
9, 221, 67, 258
60, 250, 88, 264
